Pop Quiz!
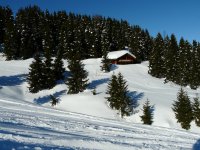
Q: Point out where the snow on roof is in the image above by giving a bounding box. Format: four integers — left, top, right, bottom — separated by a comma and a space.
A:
107, 50, 136, 60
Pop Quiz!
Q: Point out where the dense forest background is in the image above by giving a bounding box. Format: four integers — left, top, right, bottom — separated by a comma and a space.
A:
1, 5, 200, 89
0, 5, 153, 61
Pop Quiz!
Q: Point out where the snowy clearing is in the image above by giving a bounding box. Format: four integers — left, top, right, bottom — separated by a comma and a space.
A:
0, 54, 200, 149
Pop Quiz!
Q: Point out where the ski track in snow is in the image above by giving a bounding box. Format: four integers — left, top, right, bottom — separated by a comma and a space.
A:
0, 55, 200, 149
0, 98, 199, 150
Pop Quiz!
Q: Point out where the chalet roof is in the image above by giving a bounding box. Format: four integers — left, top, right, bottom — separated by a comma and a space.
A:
107, 50, 136, 60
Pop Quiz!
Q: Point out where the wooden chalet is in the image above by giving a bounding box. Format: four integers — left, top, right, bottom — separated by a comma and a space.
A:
107, 50, 136, 64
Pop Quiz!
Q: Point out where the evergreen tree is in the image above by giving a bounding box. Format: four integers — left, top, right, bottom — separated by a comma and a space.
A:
53, 49, 65, 80
196, 42, 200, 87
140, 99, 154, 125
42, 19, 56, 89
53, 25, 66, 80
117, 73, 133, 118
27, 53, 45, 93
143, 29, 153, 60
65, 18, 89, 94
101, 22, 111, 72
101, 50, 111, 72
106, 74, 119, 109
66, 17, 89, 93
3, 7, 16, 60
192, 96, 200, 127
63, 13, 75, 59
190, 40, 199, 89
165, 34, 179, 83
177, 38, 187, 85
172, 88, 193, 130
148, 33, 165, 78
162, 35, 170, 78
183, 40, 192, 86
90, 16, 103, 58
130, 26, 145, 62
0, 6, 6, 46
15, 5, 43, 59
66, 52, 88, 94
43, 48, 56, 89
106, 73, 133, 118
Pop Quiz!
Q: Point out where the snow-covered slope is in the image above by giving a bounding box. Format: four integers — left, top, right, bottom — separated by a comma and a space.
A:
0, 55, 199, 149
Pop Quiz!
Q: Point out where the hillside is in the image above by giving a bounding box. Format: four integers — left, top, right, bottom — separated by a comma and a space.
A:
0, 55, 200, 149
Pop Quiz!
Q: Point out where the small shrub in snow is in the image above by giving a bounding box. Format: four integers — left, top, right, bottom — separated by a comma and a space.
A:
50, 95, 59, 106
92, 88, 97, 95
140, 99, 154, 125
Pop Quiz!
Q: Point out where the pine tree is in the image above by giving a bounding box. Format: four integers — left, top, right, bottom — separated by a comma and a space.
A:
27, 53, 45, 93
101, 50, 111, 72
177, 38, 187, 85
162, 35, 170, 79
149, 33, 165, 78
106, 74, 119, 109
0, 6, 6, 46
140, 99, 154, 125
190, 40, 199, 89
3, 7, 16, 60
106, 73, 133, 118
192, 96, 200, 127
66, 52, 88, 94
143, 29, 153, 60
117, 73, 133, 118
42, 16, 56, 89
172, 88, 193, 130
90, 16, 102, 58
53, 49, 65, 81
165, 34, 179, 83
101, 22, 111, 72
15, 5, 43, 59
129, 26, 145, 62
43, 48, 56, 89
65, 18, 89, 94
183, 40, 192, 86
53, 26, 66, 80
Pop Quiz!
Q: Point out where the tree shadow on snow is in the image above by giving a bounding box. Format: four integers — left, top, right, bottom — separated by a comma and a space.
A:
193, 139, 200, 150
0, 140, 74, 150
110, 64, 118, 71
128, 91, 144, 109
0, 74, 27, 86
88, 78, 110, 89
34, 90, 66, 105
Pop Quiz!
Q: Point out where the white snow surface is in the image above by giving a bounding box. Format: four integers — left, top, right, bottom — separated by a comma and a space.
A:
107, 50, 136, 59
0, 54, 200, 150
